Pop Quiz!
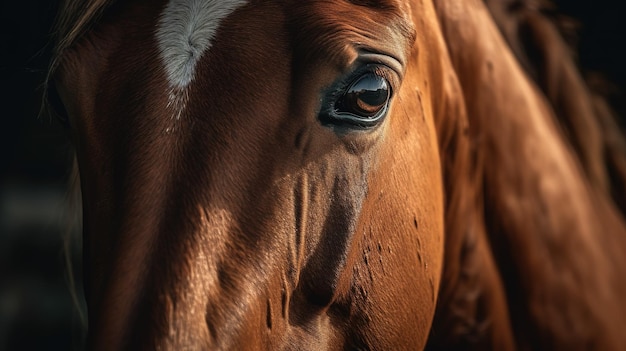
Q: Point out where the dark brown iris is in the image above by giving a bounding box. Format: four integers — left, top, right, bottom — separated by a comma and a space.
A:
337, 73, 390, 118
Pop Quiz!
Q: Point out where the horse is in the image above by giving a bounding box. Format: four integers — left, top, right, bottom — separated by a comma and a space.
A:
45, 0, 626, 349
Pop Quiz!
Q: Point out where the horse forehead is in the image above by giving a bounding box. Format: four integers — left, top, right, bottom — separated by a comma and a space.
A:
155, 0, 415, 89
156, 0, 249, 88
291, 1, 415, 61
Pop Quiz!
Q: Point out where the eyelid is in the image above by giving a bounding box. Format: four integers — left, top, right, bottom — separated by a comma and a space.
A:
355, 49, 404, 78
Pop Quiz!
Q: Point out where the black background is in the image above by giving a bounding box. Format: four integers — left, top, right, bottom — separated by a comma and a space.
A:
1, 1, 624, 350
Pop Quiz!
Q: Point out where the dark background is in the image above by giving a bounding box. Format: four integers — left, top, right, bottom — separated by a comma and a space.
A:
1, 1, 625, 350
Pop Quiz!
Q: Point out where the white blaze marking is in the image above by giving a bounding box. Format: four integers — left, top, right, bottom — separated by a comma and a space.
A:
156, 0, 248, 88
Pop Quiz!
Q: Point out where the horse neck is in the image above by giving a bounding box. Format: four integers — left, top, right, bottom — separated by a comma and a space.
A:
432, 0, 626, 349
484, 0, 626, 216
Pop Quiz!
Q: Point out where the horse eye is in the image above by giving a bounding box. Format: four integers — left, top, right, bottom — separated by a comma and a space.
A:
47, 83, 70, 128
319, 68, 394, 130
336, 73, 390, 120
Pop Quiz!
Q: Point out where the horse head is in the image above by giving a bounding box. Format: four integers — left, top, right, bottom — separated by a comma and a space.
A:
50, 0, 457, 349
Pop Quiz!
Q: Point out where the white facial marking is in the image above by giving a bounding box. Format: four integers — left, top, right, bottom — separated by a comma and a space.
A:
156, 0, 248, 88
